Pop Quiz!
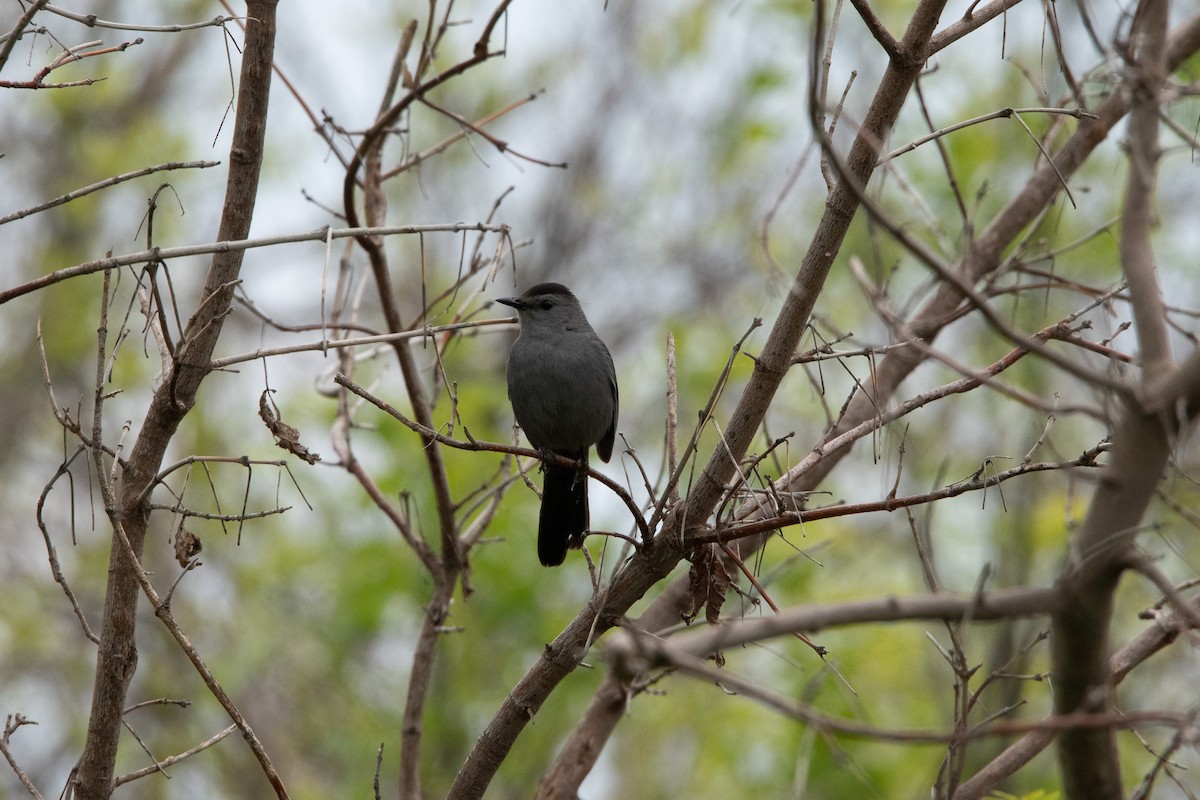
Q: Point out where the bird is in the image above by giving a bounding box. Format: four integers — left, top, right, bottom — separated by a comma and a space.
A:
497, 283, 619, 566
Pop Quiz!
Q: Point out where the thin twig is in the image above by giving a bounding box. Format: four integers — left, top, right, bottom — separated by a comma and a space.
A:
0, 714, 45, 800
706, 445, 1107, 545
334, 373, 652, 543
114, 724, 237, 786
0, 0, 52, 74
0, 223, 509, 306
41, 5, 234, 33
210, 317, 511, 369
0, 161, 220, 226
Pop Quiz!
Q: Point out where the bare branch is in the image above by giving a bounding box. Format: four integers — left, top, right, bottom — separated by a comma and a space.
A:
1, 714, 45, 800
333, 373, 652, 544
0, 223, 508, 306
40, 5, 235, 33
0, 160, 220, 226
956, 589, 1200, 799
73, 4, 289, 798
0, 0, 52, 75
928, 0, 1028, 55
0, 36, 144, 90
209, 316, 512, 370
114, 724, 237, 786
880, 106, 1097, 166
848, 0, 899, 56
1051, 3, 1174, 797
706, 446, 1107, 545
608, 586, 1062, 664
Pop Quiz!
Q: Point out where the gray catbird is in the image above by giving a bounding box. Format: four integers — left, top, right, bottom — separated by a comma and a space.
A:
497, 283, 619, 566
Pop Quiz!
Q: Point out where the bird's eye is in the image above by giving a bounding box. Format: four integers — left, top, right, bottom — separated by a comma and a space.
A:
539, 300, 553, 310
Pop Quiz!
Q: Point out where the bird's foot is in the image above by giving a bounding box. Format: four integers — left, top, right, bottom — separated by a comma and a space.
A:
536, 449, 586, 474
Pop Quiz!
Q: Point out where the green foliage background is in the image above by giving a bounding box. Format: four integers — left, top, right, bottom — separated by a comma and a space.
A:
2, 1, 1199, 798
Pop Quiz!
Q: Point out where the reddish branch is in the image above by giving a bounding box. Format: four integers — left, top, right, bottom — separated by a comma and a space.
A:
0, 37, 143, 89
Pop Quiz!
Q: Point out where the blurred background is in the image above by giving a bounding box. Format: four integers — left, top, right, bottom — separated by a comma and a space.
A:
3, 1, 1199, 798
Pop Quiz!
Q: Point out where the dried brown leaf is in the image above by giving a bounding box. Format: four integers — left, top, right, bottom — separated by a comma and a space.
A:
259, 390, 321, 464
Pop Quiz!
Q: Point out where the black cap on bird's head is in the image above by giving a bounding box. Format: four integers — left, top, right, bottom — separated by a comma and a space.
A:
496, 283, 578, 312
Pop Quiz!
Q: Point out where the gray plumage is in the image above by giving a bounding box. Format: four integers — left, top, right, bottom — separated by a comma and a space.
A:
497, 283, 618, 566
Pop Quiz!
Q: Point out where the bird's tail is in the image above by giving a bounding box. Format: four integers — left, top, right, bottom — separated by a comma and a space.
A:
539, 459, 587, 567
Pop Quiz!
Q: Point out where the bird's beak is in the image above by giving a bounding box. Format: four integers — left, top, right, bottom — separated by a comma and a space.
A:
496, 297, 522, 310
